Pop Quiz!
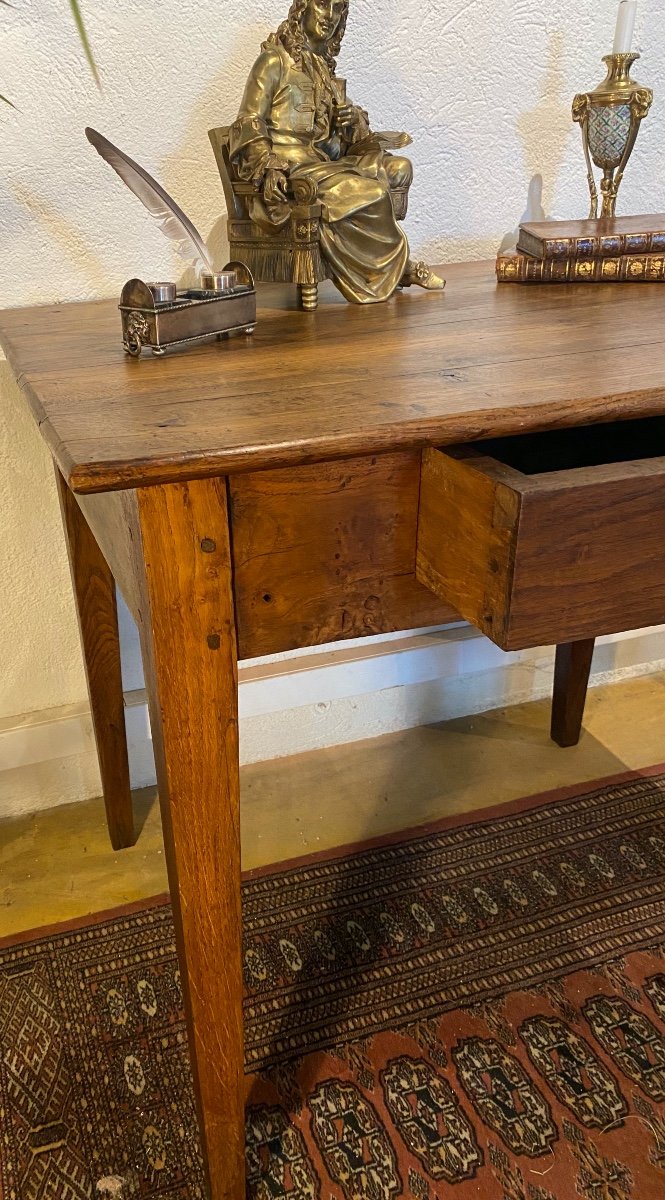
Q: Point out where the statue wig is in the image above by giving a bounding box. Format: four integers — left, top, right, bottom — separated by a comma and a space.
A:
263, 0, 349, 70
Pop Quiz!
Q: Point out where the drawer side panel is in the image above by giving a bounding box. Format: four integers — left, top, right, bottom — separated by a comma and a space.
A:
416, 447, 520, 647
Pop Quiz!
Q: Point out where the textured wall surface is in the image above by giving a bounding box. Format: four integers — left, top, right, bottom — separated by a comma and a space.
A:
1, 0, 664, 733
0, 362, 87, 719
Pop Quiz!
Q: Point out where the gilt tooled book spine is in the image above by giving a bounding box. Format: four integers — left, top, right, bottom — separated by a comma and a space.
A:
496, 253, 665, 283
517, 227, 665, 261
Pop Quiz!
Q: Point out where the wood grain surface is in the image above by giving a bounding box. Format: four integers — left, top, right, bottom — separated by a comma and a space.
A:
74, 489, 146, 625
17, 261, 665, 1200
134, 477, 245, 1200
418, 434, 665, 650
231, 452, 456, 657
55, 469, 134, 850
551, 639, 596, 748
510, 461, 665, 647
416, 445, 521, 648
3, 262, 665, 492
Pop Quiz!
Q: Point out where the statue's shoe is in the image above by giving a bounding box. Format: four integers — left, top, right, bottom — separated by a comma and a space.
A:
401, 260, 446, 290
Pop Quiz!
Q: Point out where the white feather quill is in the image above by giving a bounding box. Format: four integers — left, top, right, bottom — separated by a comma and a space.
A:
85, 126, 213, 275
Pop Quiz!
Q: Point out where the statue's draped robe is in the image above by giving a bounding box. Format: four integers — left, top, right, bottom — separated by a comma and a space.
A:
229, 43, 410, 304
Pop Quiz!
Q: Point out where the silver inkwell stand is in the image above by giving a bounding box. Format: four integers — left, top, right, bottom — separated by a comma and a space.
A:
119, 262, 256, 358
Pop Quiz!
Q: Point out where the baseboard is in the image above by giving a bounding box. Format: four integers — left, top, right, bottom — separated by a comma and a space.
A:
2, 623, 665, 817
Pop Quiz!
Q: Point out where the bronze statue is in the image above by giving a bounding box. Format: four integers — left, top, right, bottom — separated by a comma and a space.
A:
226, 0, 444, 306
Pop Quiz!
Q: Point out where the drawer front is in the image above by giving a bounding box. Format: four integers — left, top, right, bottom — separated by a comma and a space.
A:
417, 442, 665, 651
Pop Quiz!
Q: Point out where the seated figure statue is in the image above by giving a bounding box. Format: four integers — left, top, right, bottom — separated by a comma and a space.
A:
229, 0, 444, 305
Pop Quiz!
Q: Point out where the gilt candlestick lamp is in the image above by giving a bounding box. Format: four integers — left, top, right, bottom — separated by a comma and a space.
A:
572, 2, 652, 219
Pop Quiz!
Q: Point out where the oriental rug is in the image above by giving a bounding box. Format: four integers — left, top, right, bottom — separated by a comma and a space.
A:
3, 767, 665, 1199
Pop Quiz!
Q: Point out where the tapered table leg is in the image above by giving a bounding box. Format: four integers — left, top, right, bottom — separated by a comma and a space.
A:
134, 477, 244, 1200
55, 468, 134, 850
551, 638, 595, 748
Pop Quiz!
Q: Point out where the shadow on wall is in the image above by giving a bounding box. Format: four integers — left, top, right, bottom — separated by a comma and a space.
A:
11, 20, 577, 290
161, 12, 472, 278
160, 26, 271, 283
420, 30, 576, 266
8, 183, 111, 302
517, 31, 575, 215
497, 174, 546, 255
9, 24, 269, 296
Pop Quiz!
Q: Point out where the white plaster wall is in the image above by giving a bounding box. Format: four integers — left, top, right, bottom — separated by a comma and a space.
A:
1, 0, 665, 800
0, 361, 88, 720
1, 0, 663, 307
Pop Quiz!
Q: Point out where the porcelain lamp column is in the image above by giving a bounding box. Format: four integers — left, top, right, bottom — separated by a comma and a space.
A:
572, 53, 652, 219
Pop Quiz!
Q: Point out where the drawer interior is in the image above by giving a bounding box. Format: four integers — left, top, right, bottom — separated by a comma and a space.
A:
476, 415, 665, 476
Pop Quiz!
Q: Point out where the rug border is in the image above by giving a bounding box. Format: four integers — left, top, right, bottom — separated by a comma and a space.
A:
3, 760, 664, 951
244, 759, 665, 879
0, 891, 170, 952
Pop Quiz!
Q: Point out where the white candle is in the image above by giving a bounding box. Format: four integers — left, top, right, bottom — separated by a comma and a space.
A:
613, 0, 637, 54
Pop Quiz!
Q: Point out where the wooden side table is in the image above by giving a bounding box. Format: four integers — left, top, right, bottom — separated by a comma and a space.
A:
3, 262, 665, 1199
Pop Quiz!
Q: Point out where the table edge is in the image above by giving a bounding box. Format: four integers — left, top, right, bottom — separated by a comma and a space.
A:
60, 388, 665, 493
3, 262, 665, 493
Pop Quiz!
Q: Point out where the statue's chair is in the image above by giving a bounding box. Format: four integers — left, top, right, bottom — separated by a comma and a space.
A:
209, 126, 410, 311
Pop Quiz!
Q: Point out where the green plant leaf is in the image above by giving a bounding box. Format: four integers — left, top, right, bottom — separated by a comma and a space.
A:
1, 2, 14, 101
2, 1, 98, 107
68, 0, 101, 88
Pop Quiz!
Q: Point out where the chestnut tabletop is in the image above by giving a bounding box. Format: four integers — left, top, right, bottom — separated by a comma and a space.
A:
2, 259, 665, 494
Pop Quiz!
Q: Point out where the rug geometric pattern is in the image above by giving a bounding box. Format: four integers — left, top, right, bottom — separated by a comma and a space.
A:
2, 768, 665, 1197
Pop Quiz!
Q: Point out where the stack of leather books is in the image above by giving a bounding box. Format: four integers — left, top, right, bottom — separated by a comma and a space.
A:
496, 214, 665, 283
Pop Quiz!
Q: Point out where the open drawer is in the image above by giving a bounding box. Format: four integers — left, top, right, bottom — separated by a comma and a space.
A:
416, 416, 665, 651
